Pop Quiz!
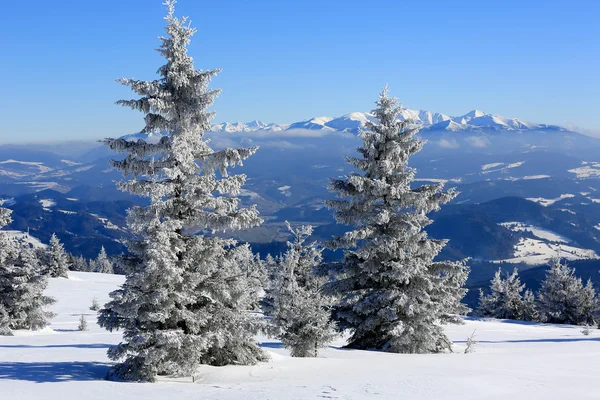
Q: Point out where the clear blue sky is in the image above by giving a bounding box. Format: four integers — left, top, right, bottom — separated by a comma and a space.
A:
1, 0, 598, 142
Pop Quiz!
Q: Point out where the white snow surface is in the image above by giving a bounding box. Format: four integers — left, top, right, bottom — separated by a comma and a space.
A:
493, 237, 598, 265
0, 198, 16, 206
526, 194, 575, 207
568, 162, 600, 178
1, 272, 599, 399
1, 230, 47, 248
500, 222, 571, 243
39, 199, 56, 209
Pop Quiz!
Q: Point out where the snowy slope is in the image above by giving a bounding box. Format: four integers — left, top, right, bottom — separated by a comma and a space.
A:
1, 272, 599, 399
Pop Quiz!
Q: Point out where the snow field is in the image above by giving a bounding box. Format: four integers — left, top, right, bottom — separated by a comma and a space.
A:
1, 272, 599, 399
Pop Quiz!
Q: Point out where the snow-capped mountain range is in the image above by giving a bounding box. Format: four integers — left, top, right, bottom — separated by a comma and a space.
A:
209, 109, 566, 134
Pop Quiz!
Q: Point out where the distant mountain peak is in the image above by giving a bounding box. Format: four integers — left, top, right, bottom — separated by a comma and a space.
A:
462, 109, 486, 119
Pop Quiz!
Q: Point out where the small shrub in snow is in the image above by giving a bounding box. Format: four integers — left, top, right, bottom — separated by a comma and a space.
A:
464, 330, 478, 354
581, 325, 592, 336
90, 297, 100, 311
78, 314, 88, 331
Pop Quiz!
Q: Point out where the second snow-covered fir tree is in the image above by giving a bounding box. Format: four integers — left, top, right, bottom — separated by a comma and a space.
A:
0, 207, 56, 332
476, 268, 536, 321
98, 1, 267, 381
271, 223, 336, 357
537, 256, 599, 326
44, 233, 70, 278
93, 247, 114, 274
326, 87, 469, 354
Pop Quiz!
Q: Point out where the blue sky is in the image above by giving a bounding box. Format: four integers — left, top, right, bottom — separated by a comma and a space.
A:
1, 0, 598, 142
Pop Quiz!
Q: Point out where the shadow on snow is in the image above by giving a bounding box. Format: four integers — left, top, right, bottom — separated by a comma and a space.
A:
0, 361, 111, 383
0, 343, 111, 349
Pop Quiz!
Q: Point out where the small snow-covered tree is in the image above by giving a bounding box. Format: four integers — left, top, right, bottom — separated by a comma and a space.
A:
0, 305, 11, 336
70, 255, 89, 272
78, 314, 88, 331
476, 268, 530, 320
98, 1, 266, 381
521, 289, 540, 322
93, 247, 114, 274
0, 247, 56, 330
537, 257, 599, 325
260, 253, 279, 317
43, 233, 70, 278
325, 87, 469, 353
90, 297, 100, 311
0, 208, 56, 331
271, 223, 336, 357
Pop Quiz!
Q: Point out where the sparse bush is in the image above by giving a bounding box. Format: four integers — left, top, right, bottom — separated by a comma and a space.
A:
89, 297, 100, 311
78, 314, 88, 331
464, 330, 478, 354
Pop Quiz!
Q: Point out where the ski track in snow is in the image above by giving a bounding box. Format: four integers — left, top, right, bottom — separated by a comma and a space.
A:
1, 272, 599, 399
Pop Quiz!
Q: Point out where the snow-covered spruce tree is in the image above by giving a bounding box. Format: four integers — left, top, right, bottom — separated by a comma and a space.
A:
537, 257, 599, 325
476, 268, 531, 320
43, 233, 70, 278
70, 254, 89, 272
521, 289, 540, 322
0, 305, 11, 336
0, 221, 56, 332
259, 253, 279, 317
93, 247, 114, 274
326, 87, 469, 353
271, 223, 336, 357
97, 1, 266, 381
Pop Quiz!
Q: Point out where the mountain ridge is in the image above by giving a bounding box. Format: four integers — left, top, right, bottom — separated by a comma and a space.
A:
210, 109, 569, 135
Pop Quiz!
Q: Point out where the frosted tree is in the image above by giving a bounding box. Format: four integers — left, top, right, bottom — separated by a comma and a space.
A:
97, 1, 266, 381
70, 255, 89, 272
476, 268, 529, 320
260, 253, 279, 317
537, 257, 599, 325
521, 289, 540, 322
43, 233, 70, 278
271, 223, 336, 357
93, 247, 114, 274
326, 87, 469, 353
0, 208, 56, 332
78, 314, 88, 331
0, 305, 11, 336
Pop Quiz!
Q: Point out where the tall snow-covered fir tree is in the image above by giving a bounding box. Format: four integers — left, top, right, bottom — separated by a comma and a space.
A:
326, 87, 469, 354
93, 247, 114, 274
43, 233, 70, 278
0, 208, 56, 333
537, 256, 599, 326
476, 268, 533, 321
270, 223, 336, 357
97, 0, 266, 381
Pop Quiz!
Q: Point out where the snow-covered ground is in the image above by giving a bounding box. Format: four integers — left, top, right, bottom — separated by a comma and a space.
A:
494, 223, 597, 265
500, 222, 571, 243
1, 272, 599, 399
1, 231, 47, 248
493, 237, 598, 265
526, 194, 575, 207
